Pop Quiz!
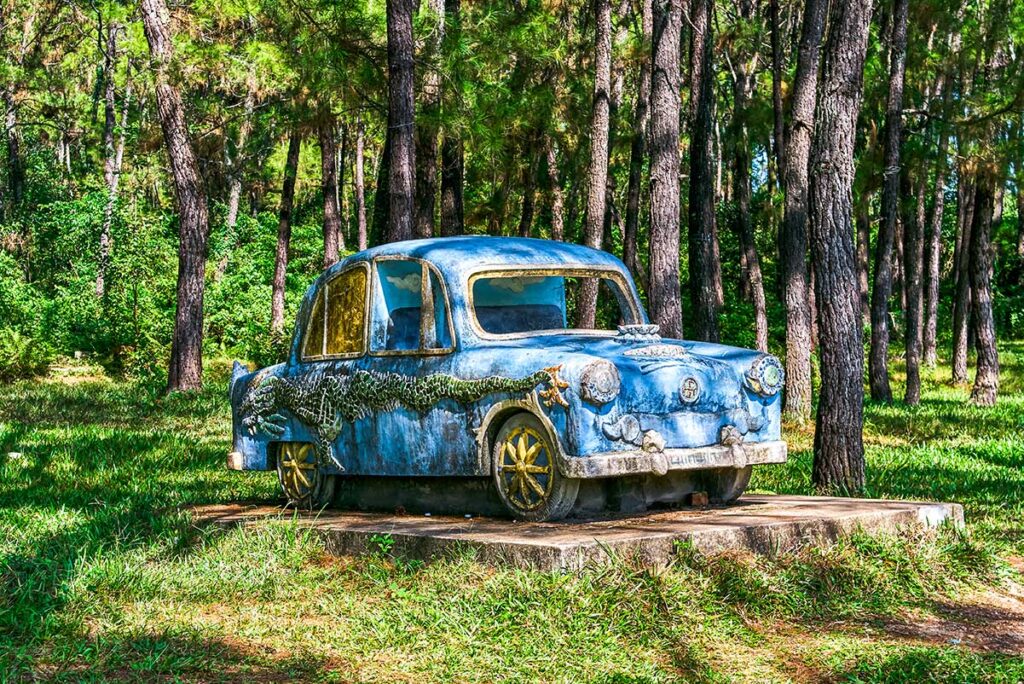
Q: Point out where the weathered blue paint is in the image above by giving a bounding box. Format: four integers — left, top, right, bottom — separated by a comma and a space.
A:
228, 236, 784, 480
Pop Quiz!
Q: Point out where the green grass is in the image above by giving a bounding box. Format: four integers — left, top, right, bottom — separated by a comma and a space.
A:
1, 351, 1023, 682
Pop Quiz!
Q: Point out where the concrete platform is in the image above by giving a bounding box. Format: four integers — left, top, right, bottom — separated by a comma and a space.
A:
190, 495, 965, 572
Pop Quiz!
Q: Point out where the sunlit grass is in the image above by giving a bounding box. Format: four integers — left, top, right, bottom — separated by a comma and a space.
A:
1, 346, 1022, 681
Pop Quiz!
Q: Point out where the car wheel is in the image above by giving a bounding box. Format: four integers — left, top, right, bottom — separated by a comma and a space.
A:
699, 466, 752, 503
492, 413, 579, 522
276, 442, 335, 509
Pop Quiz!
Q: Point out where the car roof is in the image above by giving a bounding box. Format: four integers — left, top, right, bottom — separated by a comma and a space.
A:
325, 236, 629, 284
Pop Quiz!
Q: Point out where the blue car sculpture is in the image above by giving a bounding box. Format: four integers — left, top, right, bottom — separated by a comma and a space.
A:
228, 236, 787, 521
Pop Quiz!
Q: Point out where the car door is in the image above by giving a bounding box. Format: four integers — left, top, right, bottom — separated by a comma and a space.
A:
292, 261, 373, 474
366, 257, 476, 476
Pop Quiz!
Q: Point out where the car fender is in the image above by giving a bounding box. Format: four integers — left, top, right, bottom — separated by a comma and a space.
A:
475, 393, 573, 478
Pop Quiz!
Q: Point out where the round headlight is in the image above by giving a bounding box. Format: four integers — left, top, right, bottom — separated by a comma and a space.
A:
580, 360, 620, 405
679, 376, 701, 404
746, 355, 784, 396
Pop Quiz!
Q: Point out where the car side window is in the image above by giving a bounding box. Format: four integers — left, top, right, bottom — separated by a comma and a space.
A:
372, 260, 453, 354
302, 265, 368, 360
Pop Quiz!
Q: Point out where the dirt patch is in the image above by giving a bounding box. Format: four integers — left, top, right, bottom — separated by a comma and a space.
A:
883, 589, 1024, 654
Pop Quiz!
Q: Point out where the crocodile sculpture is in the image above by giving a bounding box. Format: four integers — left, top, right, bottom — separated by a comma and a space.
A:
239, 365, 568, 469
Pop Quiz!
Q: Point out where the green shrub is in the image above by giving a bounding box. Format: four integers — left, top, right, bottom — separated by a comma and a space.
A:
0, 328, 52, 382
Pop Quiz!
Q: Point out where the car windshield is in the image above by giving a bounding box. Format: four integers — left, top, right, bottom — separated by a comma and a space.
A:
471, 270, 640, 335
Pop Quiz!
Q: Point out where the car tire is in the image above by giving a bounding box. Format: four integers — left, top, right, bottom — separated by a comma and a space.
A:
699, 466, 752, 504
276, 442, 336, 510
492, 412, 579, 522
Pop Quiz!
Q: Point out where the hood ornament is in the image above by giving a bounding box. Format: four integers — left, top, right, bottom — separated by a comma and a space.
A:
615, 324, 661, 344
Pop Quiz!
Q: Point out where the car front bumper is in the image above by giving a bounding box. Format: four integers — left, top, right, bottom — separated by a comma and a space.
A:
559, 439, 787, 479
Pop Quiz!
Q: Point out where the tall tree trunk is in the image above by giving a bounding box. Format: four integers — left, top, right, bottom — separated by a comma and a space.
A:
355, 116, 368, 250
951, 168, 974, 383
386, 0, 417, 243
730, 0, 767, 352
856, 196, 871, 324
440, 135, 464, 236
968, 165, 999, 405
546, 136, 564, 241
373, 120, 392, 244
414, 0, 444, 239
3, 84, 23, 208
808, 0, 873, 493
96, 21, 121, 298
338, 123, 349, 248
687, 0, 720, 342
780, 0, 827, 421
225, 90, 255, 235
923, 107, 949, 366
141, 0, 211, 393
320, 117, 342, 267
1017, 178, 1024, 259
271, 130, 302, 337
623, 0, 652, 280
518, 139, 539, 238
577, 0, 613, 329
903, 174, 925, 404
439, 0, 464, 237
769, 0, 785, 181
648, 0, 684, 338
868, 0, 909, 404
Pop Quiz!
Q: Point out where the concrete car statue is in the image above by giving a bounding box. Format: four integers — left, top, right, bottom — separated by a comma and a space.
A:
228, 236, 787, 522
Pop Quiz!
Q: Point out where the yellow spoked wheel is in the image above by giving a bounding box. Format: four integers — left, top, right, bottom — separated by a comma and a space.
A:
492, 413, 578, 522
276, 442, 335, 509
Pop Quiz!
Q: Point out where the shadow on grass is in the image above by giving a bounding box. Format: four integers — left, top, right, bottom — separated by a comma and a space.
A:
7, 630, 344, 683
0, 398, 273, 675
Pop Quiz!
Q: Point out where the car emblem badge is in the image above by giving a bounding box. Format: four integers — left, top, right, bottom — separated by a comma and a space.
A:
680, 377, 700, 403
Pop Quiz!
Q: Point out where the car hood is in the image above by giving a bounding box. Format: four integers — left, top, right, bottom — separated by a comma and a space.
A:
469, 332, 766, 396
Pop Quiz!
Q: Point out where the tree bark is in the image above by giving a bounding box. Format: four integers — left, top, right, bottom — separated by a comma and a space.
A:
338, 123, 349, 248
545, 136, 564, 241
373, 119, 392, 244
648, 0, 684, 339
271, 129, 302, 337
96, 21, 121, 298
968, 166, 999, 406
140, 0, 211, 393
623, 0, 652, 280
577, 0, 613, 329
1018, 178, 1024, 259
439, 0, 464, 237
951, 168, 974, 383
769, 0, 786, 180
780, 0, 827, 421
808, 0, 873, 493
868, 0, 909, 404
386, 0, 417, 243
518, 138, 539, 238
3, 84, 23, 208
414, 0, 444, 239
923, 107, 949, 366
440, 135, 464, 236
856, 196, 871, 324
320, 117, 342, 267
730, 0, 767, 352
354, 117, 368, 250
903, 174, 925, 404
687, 0, 720, 342
225, 90, 255, 235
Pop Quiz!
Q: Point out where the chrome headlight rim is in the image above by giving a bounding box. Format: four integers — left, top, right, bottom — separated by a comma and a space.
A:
580, 360, 621, 406
746, 355, 784, 396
